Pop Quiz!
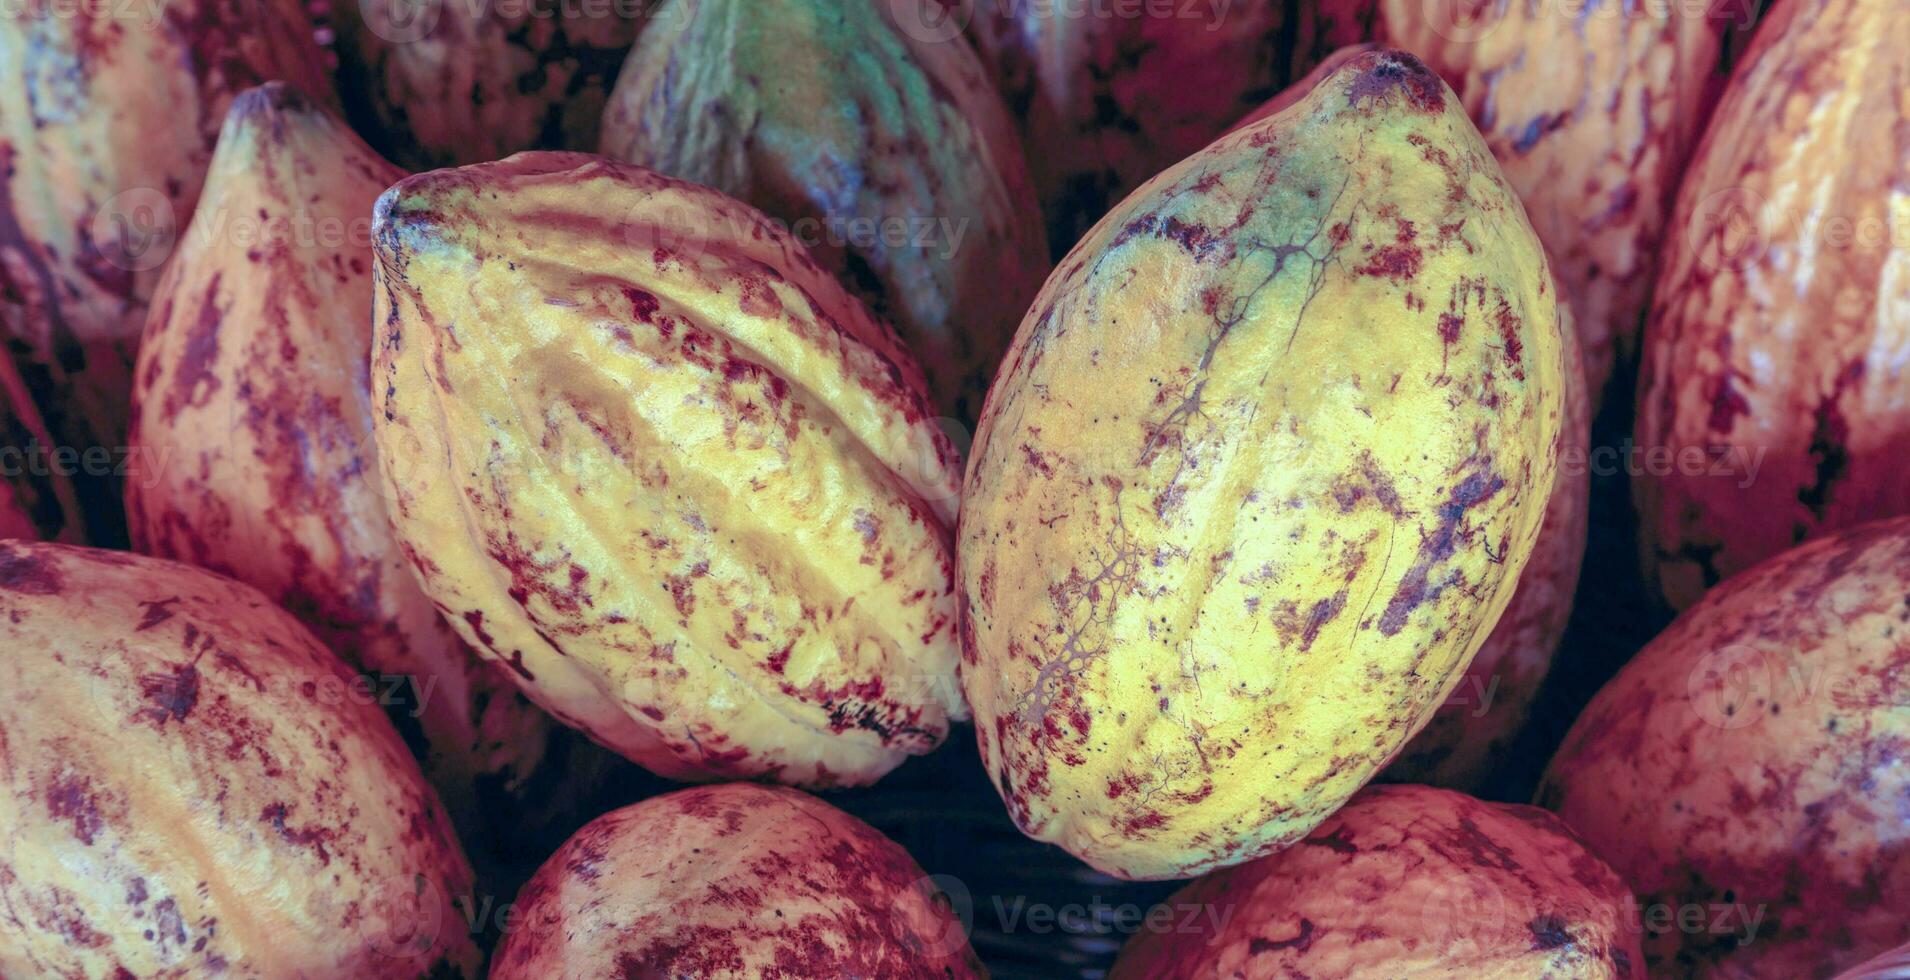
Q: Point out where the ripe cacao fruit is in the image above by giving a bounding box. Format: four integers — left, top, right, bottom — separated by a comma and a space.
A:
370, 153, 967, 788
491, 783, 983, 978
1541, 516, 1910, 978
958, 50, 1566, 880
1636, 0, 1910, 610
1305, 0, 1732, 405
124, 83, 570, 867
0, 0, 333, 541
965, 0, 1318, 253
600, 0, 1049, 423
331, 0, 647, 168
1109, 784, 1642, 979
0, 541, 479, 978
0, 350, 80, 541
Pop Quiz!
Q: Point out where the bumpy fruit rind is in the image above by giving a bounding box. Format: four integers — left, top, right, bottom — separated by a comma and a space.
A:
371, 152, 966, 788
959, 50, 1565, 880
0, 541, 479, 978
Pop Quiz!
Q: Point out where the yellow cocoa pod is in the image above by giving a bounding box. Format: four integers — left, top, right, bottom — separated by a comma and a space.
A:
370, 153, 967, 788
959, 50, 1565, 880
1109, 785, 1642, 978
0, 541, 479, 978
492, 783, 983, 978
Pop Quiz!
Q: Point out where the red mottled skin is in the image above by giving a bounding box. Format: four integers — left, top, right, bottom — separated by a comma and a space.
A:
1542, 516, 1910, 978
491, 783, 984, 979
1111, 785, 1641, 978
0, 0, 333, 541
0, 541, 479, 978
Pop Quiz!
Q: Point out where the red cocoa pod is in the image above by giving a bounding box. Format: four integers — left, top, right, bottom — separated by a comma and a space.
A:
331, 0, 647, 168
600, 0, 1049, 423
1300, 1, 1733, 407
1540, 517, 1910, 978
0, 0, 334, 541
491, 783, 983, 978
124, 83, 574, 871
370, 153, 967, 788
1109, 784, 1642, 979
0, 541, 480, 978
0, 349, 81, 541
1635, 0, 1910, 610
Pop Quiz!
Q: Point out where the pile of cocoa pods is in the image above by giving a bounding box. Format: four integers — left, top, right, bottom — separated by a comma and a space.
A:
5, 1, 1908, 977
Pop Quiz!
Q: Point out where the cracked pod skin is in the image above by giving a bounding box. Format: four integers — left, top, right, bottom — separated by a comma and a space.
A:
1540, 517, 1910, 978
0, 542, 479, 978
966, 0, 1329, 255
600, 0, 1049, 423
492, 783, 983, 978
1636, 0, 1910, 610
0, 0, 332, 540
1384, 303, 1589, 790
957, 50, 1566, 882
370, 153, 968, 788
124, 84, 564, 860
331, 0, 646, 169
0, 350, 81, 542
1300, 0, 1731, 407
1110, 785, 1641, 979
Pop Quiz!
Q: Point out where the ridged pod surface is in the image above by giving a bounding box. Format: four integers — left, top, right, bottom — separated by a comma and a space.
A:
958, 50, 1565, 880
0, 350, 80, 541
1108, 784, 1641, 978
1385, 303, 1589, 789
1540, 517, 1910, 978
965, 0, 1334, 254
491, 783, 983, 978
0, 542, 479, 978
1305, 0, 1732, 405
1635, 0, 1910, 610
601, 0, 1048, 422
0, 0, 332, 537
124, 84, 563, 858
331, 0, 645, 169
370, 153, 967, 788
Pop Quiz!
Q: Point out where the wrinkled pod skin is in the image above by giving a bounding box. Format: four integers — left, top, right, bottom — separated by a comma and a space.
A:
0, 350, 81, 541
1635, 0, 1910, 610
965, 0, 1338, 256
0, 542, 480, 978
958, 51, 1566, 881
1110, 785, 1642, 979
492, 783, 984, 978
371, 153, 968, 788
1299, 0, 1733, 407
331, 0, 647, 169
124, 83, 580, 875
601, 0, 1049, 424
0, 0, 333, 543
1541, 516, 1910, 977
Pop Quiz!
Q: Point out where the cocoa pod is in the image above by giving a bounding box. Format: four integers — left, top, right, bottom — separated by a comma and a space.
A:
0, 541, 479, 978
600, 0, 1048, 423
1298, 1, 1732, 406
492, 783, 983, 977
1540, 517, 1910, 977
370, 153, 967, 788
1110, 785, 1642, 979
0, 349, 81, 541
1635, 0, 1910, 610
332, 0, 647, 168
0, 0, 334, 542
1384, 302, 1590, 790
958, 50, 1566, 881
124, 82, 577, 877
965, 0, 1331, 254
